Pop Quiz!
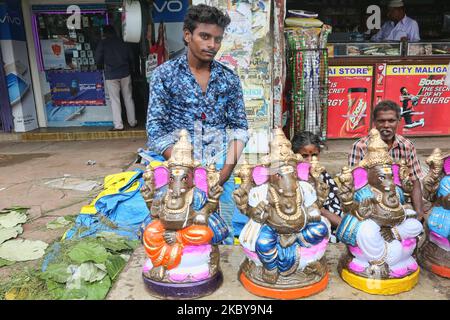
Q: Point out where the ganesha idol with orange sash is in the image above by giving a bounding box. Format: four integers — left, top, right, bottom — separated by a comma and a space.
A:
140, 130, 229, 299
335, 129, 423, 295
233, 129, 331, 299
418, 149, 450, 278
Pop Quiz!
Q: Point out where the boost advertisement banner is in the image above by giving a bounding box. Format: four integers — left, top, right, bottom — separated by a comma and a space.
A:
381, 64, 450, 136
327, 66, 373, 138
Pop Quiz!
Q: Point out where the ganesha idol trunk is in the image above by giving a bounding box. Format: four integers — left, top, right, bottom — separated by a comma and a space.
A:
142, 244, 223, 299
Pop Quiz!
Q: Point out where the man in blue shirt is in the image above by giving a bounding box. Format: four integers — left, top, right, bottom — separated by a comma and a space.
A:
146, 4, 249, 244
371, 0, 420, 42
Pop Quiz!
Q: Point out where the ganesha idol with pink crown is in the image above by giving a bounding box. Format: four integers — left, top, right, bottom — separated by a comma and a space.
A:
139, 130, 229, 299
335, 129, 423, 295
233, 129, 331, 299
418, 149, 450, 278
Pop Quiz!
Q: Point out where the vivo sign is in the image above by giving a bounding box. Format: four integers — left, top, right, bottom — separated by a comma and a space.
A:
154, 0, 183, 13
152, 0, 188, 23
0, 13, 22, 26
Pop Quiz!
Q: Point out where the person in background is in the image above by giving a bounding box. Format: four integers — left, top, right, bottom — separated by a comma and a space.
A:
349, 100, 425, 222
371, 0, 420, 42
146, 4, 249, 244
291, 131, 343, 243
95, 25, 137, 131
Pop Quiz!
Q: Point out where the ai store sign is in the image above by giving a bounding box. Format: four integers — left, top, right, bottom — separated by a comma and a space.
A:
0, 0, 38, 132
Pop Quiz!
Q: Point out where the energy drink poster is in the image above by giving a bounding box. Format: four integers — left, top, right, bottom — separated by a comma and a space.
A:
327, 66, 373, 138
379, 64, 450, 136
47, 70, 105, 106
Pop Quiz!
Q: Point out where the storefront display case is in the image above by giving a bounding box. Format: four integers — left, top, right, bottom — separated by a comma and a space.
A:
408, 42, 450, 56
30, 4, 115, 127
32, 6, 108, 72
329, 42, 403, 57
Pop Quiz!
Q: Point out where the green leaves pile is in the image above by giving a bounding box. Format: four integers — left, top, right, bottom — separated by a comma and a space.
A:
39, 232, 139, 300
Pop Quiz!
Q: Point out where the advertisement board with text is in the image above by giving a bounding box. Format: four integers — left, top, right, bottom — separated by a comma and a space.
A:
327, 66, 373, 138
381, 64, 450, 136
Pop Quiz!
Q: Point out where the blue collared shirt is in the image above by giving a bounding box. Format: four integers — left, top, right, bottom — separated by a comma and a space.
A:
371, 15, 420, 42
146, 54, 249, 167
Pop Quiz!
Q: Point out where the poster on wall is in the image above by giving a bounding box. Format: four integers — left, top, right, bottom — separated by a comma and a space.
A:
0, 0, 38, 132
380, 64, 450, 136
198, 0, 272, 153
41, 39, 67, 70
327, 66, 373, 138
47, 70, 105, 106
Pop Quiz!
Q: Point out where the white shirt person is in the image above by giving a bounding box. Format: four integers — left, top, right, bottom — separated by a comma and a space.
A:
371, 15, 420, 42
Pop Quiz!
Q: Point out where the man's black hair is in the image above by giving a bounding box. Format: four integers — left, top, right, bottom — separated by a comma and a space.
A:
372, 100, 401, 120
183, 4, 231, 45
400, 87, 407, 94
291, 131, 324, 154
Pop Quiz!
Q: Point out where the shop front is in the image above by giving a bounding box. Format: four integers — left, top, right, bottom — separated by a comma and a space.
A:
30, 3, 111, 127
286, 0, 450, 139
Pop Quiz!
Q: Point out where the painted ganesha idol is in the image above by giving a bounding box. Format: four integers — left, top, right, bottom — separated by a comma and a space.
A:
233, 129, 331, 299
335, 129, 423, 295
418, 149, 450, 278
140, 130, 229, 299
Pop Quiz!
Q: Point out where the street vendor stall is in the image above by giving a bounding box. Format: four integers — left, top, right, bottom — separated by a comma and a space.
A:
286, 0, 450, 139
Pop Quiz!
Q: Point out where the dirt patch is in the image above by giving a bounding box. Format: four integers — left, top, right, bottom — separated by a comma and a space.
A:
0, 153, 51, 167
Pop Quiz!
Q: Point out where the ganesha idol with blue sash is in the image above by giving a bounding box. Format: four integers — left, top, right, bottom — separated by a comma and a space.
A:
140, 130, 229, 299
335, 129, 423, 295
418, 149, 450, 278
233, 129, 331, 299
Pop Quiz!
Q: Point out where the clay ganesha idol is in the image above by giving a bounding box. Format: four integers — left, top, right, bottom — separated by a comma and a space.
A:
233, 129, 331, 299
140, 130, 229, 299
335, 129, 423, 295
418, 149, 450, 278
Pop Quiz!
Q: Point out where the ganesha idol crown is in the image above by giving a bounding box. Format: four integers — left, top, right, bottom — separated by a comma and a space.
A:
167, 129, 198, 168
359, 128, 393, 168
262, 128, 301, 166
